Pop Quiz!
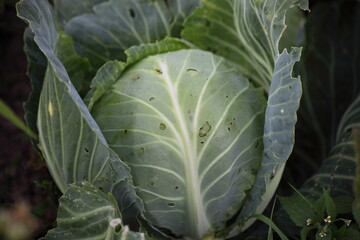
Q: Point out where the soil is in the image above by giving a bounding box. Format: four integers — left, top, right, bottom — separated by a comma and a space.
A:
0, 4, 59, 240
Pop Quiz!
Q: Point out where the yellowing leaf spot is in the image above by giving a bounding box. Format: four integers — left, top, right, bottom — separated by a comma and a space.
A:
48, 101, 54, 116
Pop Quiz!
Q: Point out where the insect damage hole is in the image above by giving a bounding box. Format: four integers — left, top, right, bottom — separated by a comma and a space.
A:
199, 121, 211, 137
109, 218, 122, 233
167, 202, 175, 207
129, 8, 135, 18
154, 69, 162, 74
159, 123, 166, 130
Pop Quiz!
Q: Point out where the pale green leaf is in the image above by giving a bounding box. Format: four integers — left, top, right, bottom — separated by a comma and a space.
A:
183, 2, 306, 235
91, 49, 266, 238
85, 38, 191, 110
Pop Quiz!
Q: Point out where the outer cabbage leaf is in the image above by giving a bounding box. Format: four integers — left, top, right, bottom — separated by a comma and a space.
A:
64, 0, 200, 68
45, 182, 147, 240
17, 0, 143, 225
226, 47, 302, 238
23, 27, 47, 139
91, 49, 266, 238
291, 1, 360, 197
300, 95, 360, 198
23, 20, 94, 141
182, 0, 308, 89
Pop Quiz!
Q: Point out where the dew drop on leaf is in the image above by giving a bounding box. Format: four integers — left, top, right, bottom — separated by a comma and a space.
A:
159, 123, 166, 130
199, 121, 211, 137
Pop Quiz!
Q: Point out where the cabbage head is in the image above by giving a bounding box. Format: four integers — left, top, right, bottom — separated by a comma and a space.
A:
17, 0, 308, 239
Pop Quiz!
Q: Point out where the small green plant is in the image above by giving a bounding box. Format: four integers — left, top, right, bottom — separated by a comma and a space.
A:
279, 189, 360, 240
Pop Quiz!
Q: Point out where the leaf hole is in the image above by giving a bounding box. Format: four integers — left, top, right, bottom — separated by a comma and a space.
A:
154, 69, 162, 74
149, 181, 155, 186
129, 8, 135, 18
139, 147, 145, 155
168, 202, 175, 207
226, 95, 229, 98
149, 97, 155, 102
175, 186, 179, 190
124, 129, 128, 134
227, 127, 231, 131
115, 224, 122, 233
255, 141, 259, 148
288, 85, 292, 90
84, 148, 89, 154
199, 121, 211, 137
159, 123, 166, 130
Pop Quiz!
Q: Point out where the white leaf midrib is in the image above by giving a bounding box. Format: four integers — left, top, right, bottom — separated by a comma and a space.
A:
156, 57, 210, 238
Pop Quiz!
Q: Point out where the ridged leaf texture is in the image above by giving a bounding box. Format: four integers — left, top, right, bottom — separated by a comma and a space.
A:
183, 0, 308, 90
182, 0, 307, 236
91, 49, 266, 238
63, 0, 200, 68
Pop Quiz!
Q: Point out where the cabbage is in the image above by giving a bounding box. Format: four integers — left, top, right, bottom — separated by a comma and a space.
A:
17, 0, 308, 238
